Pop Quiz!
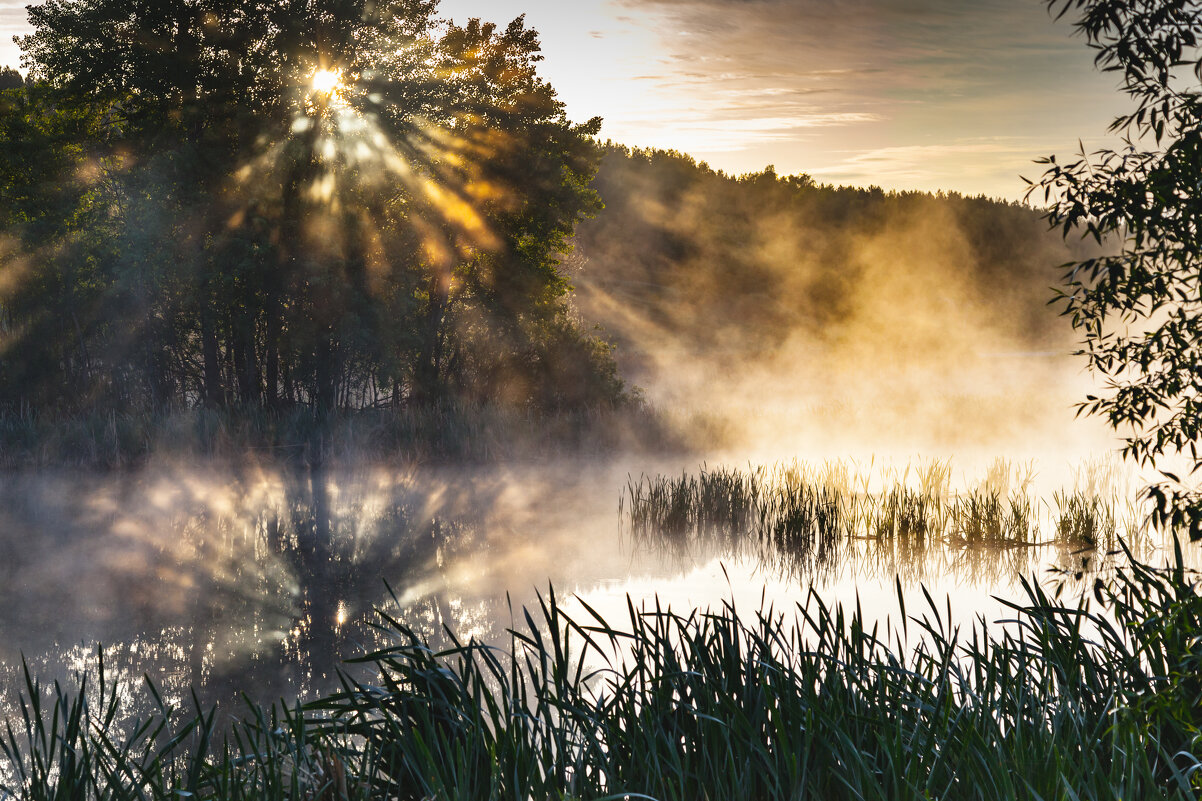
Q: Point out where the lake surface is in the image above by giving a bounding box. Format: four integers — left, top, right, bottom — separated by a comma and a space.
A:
0, 452, 1186, 725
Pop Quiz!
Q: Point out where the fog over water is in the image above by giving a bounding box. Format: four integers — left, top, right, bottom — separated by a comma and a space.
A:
0, 419, 1177, 723
0, 150, 1183, 721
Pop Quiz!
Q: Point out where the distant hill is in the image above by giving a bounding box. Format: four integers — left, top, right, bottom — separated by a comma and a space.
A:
568, 145, 1090, 401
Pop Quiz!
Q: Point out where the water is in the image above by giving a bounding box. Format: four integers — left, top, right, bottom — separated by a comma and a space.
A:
0, 453, 1182, 726
0, 457, 672, 717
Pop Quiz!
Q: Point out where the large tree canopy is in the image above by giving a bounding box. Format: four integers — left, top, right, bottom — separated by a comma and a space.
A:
1034, 0, 1202, 538
0, 0, 621, 415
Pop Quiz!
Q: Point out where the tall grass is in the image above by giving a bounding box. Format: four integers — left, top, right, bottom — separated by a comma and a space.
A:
4, 543, 1202, 800
623, 460, 1145, 576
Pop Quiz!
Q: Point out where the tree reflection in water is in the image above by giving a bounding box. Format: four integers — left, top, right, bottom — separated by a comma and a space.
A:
0, 458, 495, 721
0, 456, 1175, 729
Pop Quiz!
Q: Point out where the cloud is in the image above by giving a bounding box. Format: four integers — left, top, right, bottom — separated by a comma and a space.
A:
802, 136, 1123, 196
0, 1, 27, 68
603, 0, 1075, 133
0, 7, 27, 28
608, 109, 884, 153
589, 0, 1123, 197
620, 0, 1075, 94
596, 54, 887, 154
811, 139, 1041, 184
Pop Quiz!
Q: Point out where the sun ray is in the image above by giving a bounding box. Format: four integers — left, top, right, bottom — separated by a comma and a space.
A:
311, 68, 342, 95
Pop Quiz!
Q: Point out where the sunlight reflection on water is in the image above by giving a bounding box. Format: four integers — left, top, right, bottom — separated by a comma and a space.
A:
0, 454, 1190, 726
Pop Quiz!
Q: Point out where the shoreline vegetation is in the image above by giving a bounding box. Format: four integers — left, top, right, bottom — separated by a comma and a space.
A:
0, 402, 679, 470
622, 461, 1142, 570
3, 544, 1201, 801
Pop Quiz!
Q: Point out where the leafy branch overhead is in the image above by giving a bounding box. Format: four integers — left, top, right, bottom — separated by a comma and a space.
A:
1035, 0, 1202, 539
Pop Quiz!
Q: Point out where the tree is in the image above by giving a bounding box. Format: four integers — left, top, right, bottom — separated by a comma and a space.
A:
1034, 0, 1202, 539
0, 67, 22, 90
1, 0, 619, 415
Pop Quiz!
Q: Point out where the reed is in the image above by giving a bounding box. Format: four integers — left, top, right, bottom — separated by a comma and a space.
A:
1055, 488, 1119, 551
950, 489, 1037, 546
623, 461, 1140, 576
3, 542, 1202, 800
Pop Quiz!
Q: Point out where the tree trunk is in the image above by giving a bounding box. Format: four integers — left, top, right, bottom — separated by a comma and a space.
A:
412, 273, 448, 405
232, 311, 259, 406
264, 292, 281, 408
201, 304, 223, 406
315, 332, 338, 415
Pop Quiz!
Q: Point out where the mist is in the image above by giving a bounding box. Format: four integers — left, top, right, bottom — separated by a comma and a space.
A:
570, 146, 1113, 467
0, 60, 1157, 744
0, 145, 1146, 718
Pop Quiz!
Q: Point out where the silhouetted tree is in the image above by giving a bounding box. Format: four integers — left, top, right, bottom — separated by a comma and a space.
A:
1033, 0, 1202, 538
1, 0, 619, 415
0, 67, 22, 90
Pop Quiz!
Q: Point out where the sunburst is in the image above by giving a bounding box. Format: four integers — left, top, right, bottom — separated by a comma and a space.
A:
310, 68, 342, 95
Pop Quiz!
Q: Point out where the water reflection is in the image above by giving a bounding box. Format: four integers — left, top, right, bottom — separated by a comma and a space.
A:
620, 459, 1156, 587
0, 458, 494, 717
0, 455, 1182, 727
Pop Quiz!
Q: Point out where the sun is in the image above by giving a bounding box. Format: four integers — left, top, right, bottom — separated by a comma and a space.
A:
311, 68, 342, 95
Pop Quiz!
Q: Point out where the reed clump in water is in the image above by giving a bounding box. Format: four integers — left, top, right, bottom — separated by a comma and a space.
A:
951, 489, 1038, 546
4, 543, 1202, 800
622, 463, 848, 574
623, 460, 1141, 575
1055, 488, 1119, 551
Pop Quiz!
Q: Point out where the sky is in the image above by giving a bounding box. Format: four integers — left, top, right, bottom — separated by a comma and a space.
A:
0, 0, 1127, 199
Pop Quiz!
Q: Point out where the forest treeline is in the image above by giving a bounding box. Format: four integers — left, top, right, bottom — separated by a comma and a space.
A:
570, 146, 1091, 399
